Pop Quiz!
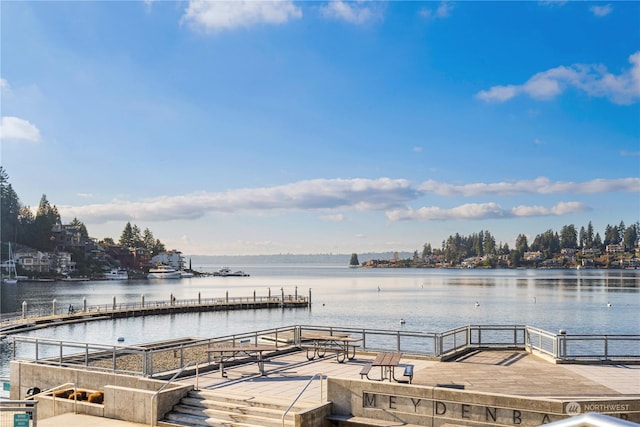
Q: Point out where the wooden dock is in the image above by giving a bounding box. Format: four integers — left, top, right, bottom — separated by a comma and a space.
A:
0, 294, 309, 336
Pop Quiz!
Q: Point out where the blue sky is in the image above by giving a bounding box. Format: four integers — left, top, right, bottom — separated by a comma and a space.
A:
1, 1, 639, 256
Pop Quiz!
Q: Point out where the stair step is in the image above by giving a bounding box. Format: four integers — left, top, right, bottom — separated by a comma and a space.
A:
191, 389, 317, 410
326, 414, 423, 427
176, 401, 295, 419
165, 412, 294, 427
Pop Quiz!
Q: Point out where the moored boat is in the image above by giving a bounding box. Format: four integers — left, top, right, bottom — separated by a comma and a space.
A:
147, 264, 182, 279
213, 267, 250, 277
104, 268, 129, 280
2, 243, 18, 284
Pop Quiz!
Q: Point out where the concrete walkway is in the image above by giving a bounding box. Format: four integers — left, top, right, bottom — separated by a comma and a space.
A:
34, 350, 640, 426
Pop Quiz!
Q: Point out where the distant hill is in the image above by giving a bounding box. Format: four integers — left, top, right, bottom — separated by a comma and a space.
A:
188, 252, 414, 266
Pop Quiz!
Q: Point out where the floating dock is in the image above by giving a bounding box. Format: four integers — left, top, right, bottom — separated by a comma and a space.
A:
0, 294, 309, 336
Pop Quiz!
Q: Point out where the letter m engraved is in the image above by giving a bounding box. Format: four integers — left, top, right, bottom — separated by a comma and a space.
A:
363, 393, 377, 408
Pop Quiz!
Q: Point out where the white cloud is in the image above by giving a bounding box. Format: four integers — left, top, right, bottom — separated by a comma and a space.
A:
0, 116, 41, 143
0, 78, 9, 90
56, 176, 637, 225
419, 1, 454, 20
476, 85, 518, 102
182, 0, 302, 33
386, 201, 589, 221
319, 1, 382, 24
620, 150, 640, 157
418, 177, 640, 197
476, 51, 640, 105
59, 178, 415, 223
590, 4, 612, 17
320, 214, 345, 222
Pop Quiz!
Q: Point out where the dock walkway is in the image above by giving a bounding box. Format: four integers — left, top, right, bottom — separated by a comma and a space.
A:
0, 294, 308, 336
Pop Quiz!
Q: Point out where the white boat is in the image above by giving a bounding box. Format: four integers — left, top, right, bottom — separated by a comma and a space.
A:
147, 264, 182, 279
2, 243, 18, 285
213, 267, 250, 277
180, 270, 194, 278
104, 268, 129, 280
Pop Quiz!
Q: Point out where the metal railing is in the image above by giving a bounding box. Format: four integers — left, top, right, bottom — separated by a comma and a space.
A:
0, 400, 38, 427
281, 373, 324, 427
1, 294, 308, 331
9, 324, 640, 380
150, 361, 195, 427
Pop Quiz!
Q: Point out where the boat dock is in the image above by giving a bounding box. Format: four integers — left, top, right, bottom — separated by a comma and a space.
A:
0, 293, 309, 336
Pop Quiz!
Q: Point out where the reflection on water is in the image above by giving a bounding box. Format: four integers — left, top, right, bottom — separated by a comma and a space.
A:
1, 267, 638, 375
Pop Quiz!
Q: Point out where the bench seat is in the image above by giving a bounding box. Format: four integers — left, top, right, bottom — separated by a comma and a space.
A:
397, 364, 414, 384
359, 363, 373, 379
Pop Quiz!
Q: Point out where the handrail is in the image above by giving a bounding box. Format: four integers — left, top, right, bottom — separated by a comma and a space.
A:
150, 360, 195, 427
24, 382, 77, 416
281, 372, 323, 427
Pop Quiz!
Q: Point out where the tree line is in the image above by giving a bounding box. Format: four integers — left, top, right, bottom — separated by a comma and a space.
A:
419, 221, 638, 266
0, 167, 165, 257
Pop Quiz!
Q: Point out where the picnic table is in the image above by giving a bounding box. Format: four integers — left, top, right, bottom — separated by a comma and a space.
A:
206, 345, 276, 377
302, 335, 361, 363
370, 352, 403, 382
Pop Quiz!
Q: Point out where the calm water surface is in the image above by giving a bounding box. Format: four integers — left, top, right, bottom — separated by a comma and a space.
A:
1, 266, 638, 375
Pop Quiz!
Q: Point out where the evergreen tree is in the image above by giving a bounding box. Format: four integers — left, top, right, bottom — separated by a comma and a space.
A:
349, 253, 360, 266
515, 234, 528, 254
119, 222, 135, 247
0, 167, 21, 243
69, 217, 89, 238
33, 194, 60, 250
623, 223, 638, 250
560, 225, 577, 249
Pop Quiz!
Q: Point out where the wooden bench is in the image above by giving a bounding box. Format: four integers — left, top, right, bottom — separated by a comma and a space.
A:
359, 362, 373, 379
397, 364, 414, 384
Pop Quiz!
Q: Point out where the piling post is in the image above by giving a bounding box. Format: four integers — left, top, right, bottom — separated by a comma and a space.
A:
295, 286, 298, 301
268, 288, 271, 301
141, 295, 145, 308
308, 288, 312, 306
198, 292, 201, 304
226, 291, 228, 304
280, 288, 284, 307
253, 290, 256, 302
22, 301, 27, 319
52, 299, 57, 316
113, 296, 116, 311
83, 297, 87, 312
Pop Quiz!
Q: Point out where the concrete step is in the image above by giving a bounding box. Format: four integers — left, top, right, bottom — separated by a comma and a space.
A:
161, 389, 305, 427
164, 411, 293, 427
326, 414, 424, 427
191, 389, 317, 411
175, 401, 295, 422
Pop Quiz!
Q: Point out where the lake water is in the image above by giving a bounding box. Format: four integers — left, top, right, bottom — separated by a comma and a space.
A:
1, 266, 639, 376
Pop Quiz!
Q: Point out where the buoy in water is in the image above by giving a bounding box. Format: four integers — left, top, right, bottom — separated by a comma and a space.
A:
607, 302, 612, 307
475, 301, 480, 307
117, 337, 125, 342
400, 318, 406, 324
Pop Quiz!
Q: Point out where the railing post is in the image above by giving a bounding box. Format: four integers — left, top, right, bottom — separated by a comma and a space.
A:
397, 331, 401, 352
604, 335, 608, 360
52, 299, 57, 316
22, 301, 27, 319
